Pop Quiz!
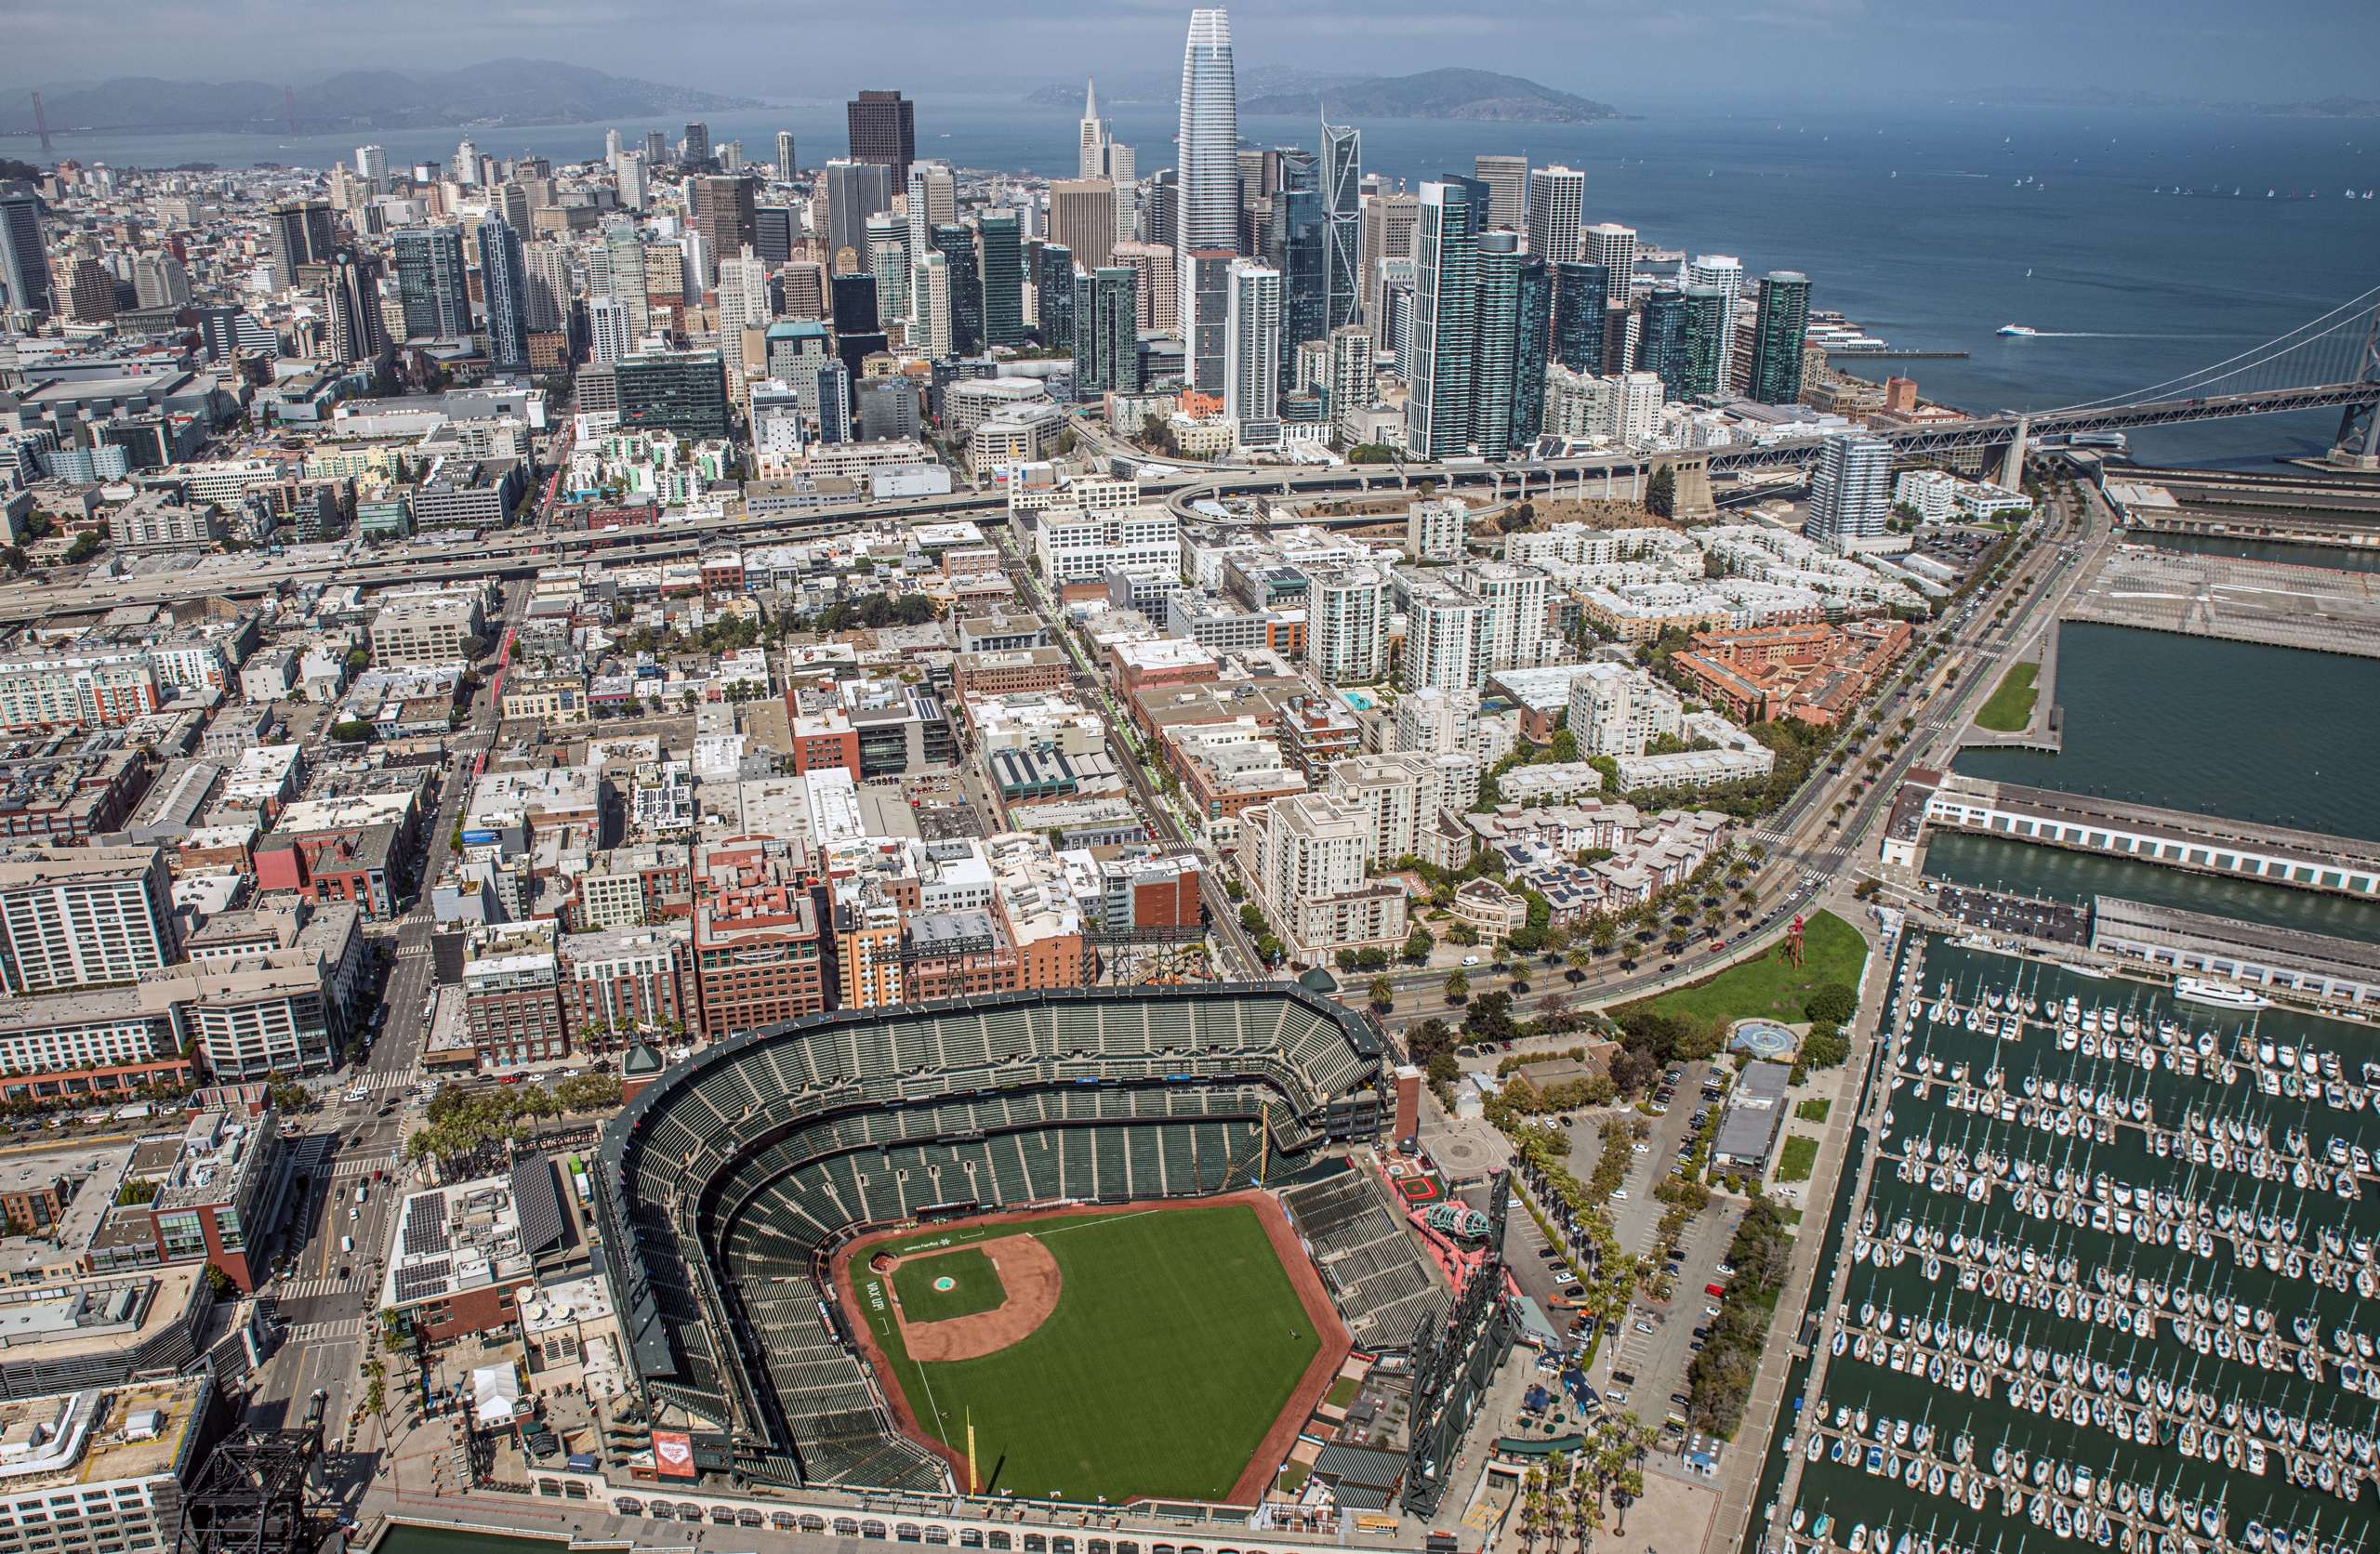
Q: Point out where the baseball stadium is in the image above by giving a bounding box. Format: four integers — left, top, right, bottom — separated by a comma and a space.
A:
593, 984, 1512, 1516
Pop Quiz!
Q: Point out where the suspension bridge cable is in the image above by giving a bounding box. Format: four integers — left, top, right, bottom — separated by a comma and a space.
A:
2041, 283, 2380, 415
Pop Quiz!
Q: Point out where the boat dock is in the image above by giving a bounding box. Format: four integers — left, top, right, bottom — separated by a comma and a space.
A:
1916, 774, 2380, 902
2063, 544, 2380, 660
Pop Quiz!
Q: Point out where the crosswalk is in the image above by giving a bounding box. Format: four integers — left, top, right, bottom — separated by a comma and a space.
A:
274, 1273, 361, 1301
329, 1151, 398, 1179
344, 1067, 424, 1094
284, 1317, 365, 1343
395, 942, 433, 960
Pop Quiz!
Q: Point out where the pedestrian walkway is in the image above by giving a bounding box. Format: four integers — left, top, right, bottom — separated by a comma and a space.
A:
276, 1273, 362, 1300
331, 1151, 399, 1179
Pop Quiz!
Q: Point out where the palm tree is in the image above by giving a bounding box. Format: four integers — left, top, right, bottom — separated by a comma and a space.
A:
1367, 974, 1395, 1011
1701, 906, 1725, 937
1445, 969, 1471, 1003
1566, 946, 1593, 984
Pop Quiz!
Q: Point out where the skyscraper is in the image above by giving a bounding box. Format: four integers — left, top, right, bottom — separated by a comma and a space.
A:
394, 223, 469, 340
1104, 142, 1138, 244
846, 90, 916, 183
932, 224, 982, 356
478, 217, 533, 372
1319, 118, 1361, 334
1327, 323, 1374, 439
1639, 285, 1689, 401
1404, 178, 1483, 460
1078, 80, 1107, 178
1037, 243, 1077, 350
614, 150, 648, 211
588, 297, 632, 364
1581, 222, 1638, 294
1680, 284, 1730, 399
1183, 250, 1236, 394
600, 223, 652, 338
823, 161, 895, 273
323, 249, 389, 364
1513, 255, 1551, 443
643, 130, 668, 165
1175, 9, 1240, 354
776, 130, 798, 177
1072, 266, 1138, 395
1474, 155, 1527, 232
1267, 150, 1326, 397
720, 246, 775, 362
754, 205, 794, 266
1471, 230, 1521, 455
355, 144, 388, 191
267, 199, 336, 292
1359, 192, 1417, 347
1806, 435, 1894, 550
0, 192, 56, 319
523, 242, 570, 332
1049, 179, 1117, 272
1549, 261, 1609, 374
1749, 271, 1812, 405
978, 211, 1025, 348
681, 122, 713, 169
692, 175, 758, 287
1224, 258, 1283, 424
866, 212, 909, 325
915, 251, 952, 357
1686, 254, 1745, 386
132, 251, 191, 310
1525, 165, 1584, 262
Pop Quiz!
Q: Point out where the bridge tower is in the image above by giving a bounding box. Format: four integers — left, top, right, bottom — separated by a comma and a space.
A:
30, 93, 51, 155
2334, 298, 2380, 471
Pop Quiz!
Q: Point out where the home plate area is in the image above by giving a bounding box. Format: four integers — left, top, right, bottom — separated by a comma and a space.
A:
876, 1236, 1062, 1362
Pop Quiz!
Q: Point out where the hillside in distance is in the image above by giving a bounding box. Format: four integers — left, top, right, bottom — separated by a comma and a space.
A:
1244, 68, 1619, 124
1, 60, 758, 136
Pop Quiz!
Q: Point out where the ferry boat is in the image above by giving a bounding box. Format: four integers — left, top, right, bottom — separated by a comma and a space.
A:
2175, 977, 2271, 1011
1998, 323, 2039, 336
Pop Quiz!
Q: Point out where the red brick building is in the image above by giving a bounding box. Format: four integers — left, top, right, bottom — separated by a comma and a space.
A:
693, 841, 829, 1038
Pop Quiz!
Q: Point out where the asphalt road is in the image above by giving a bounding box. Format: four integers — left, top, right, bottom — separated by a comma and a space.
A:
247, 583, 524, 1477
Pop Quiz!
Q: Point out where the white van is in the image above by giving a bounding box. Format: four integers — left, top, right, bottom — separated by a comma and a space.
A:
341, 1235, 355, 1254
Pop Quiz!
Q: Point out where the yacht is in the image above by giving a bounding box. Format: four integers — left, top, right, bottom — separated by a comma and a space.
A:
2175, 978, 2271, 1011
1999, 324, 2040, 337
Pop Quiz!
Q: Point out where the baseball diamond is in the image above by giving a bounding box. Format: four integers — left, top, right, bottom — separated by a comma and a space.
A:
840, 1196, 1348, 1504
594, 985, 1387, 1499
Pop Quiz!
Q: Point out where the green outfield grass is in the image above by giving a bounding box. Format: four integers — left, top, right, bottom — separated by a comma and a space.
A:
854, 1203, 1317, 1503
892, 1247, 1007, 1322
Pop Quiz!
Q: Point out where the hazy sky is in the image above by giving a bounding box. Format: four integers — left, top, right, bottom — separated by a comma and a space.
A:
6, 0, 2373, 104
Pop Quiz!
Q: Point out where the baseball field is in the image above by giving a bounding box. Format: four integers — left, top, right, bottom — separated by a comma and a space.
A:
843, 1198, 1335, 1505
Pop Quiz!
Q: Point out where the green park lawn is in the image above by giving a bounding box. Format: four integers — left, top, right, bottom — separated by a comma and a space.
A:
1627, 910, 1869, 1029
1777, 1136, 1821, 1184
1974, 662, 2041, 731
892, 1247, 1007, 1322
1795, 1099, 1832, 1124
854, 1204, 1316, 1504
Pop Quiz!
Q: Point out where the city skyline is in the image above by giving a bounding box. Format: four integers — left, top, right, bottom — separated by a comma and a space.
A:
2, 0, 2373, 110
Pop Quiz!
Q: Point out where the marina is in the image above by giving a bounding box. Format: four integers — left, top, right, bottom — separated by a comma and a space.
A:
1768, 935, 2380, 1554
